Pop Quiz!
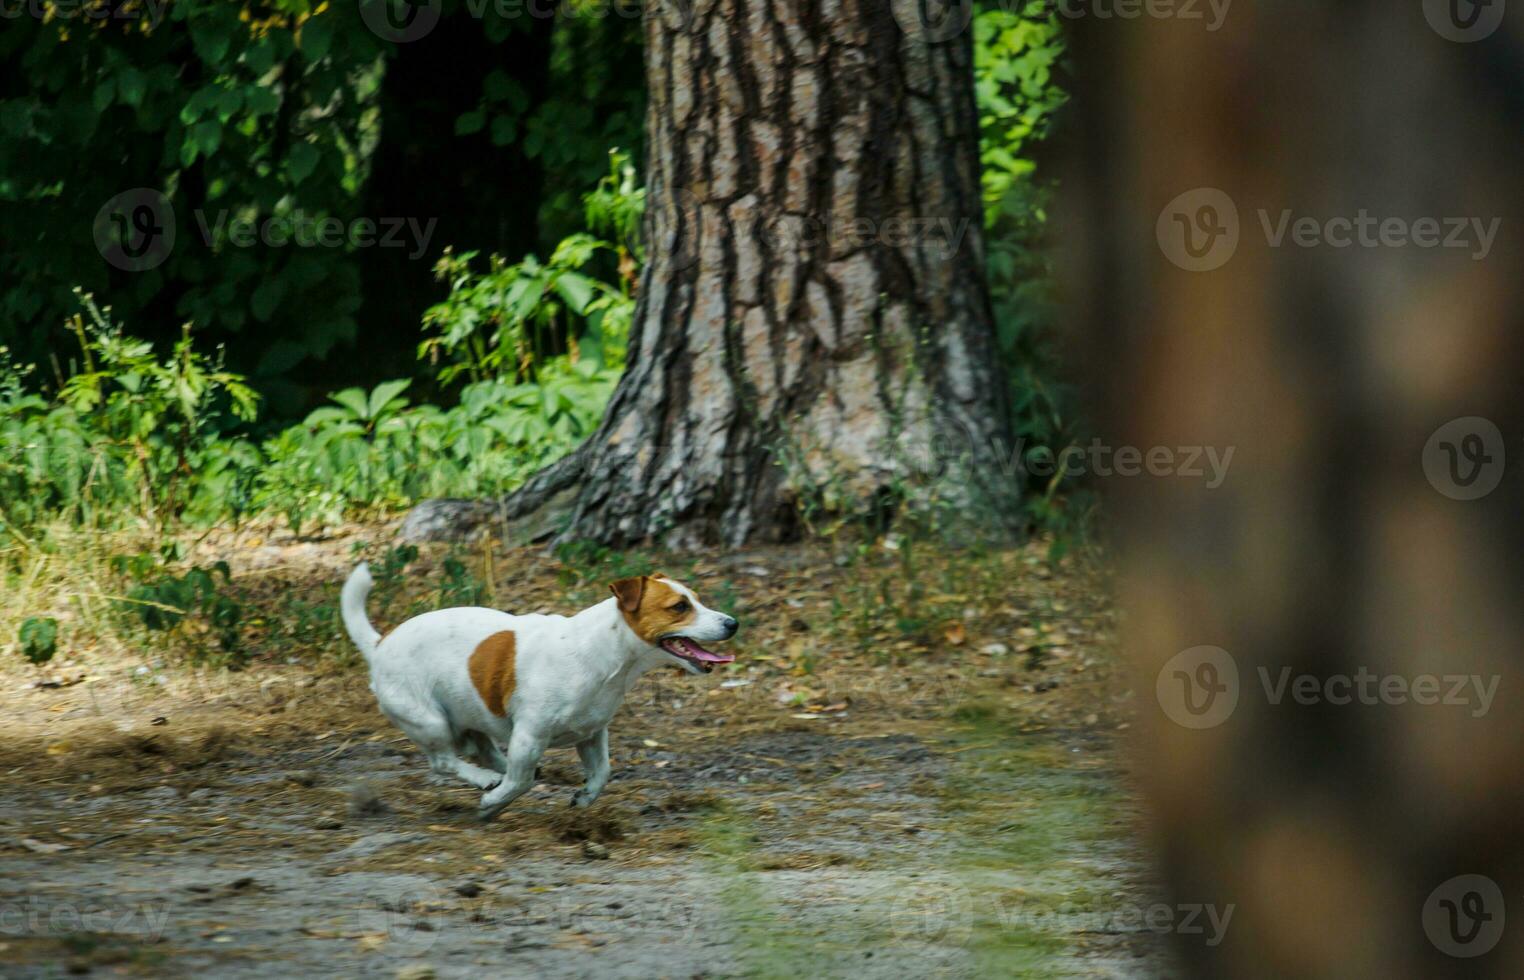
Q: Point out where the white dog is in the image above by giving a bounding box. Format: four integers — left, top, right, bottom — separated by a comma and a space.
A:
341, 563, 737, 821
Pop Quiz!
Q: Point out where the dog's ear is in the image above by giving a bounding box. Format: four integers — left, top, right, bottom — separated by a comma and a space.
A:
610, 576, 646, 613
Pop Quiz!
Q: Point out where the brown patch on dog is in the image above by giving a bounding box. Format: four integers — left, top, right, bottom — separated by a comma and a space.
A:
610, 576, 698, 643
468, 630, 517, 716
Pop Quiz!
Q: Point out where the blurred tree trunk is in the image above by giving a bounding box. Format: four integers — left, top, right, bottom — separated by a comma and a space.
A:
404, 0, 1011, 547
1065, 4, 1524, 978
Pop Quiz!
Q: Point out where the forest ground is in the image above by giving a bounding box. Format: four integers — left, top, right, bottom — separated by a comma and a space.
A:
0, 527, 1177, 978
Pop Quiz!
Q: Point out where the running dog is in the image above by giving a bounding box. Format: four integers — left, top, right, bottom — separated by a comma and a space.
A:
341, 564, 737, 821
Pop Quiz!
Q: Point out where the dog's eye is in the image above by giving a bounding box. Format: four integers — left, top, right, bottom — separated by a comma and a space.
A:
669, 600, 690, 614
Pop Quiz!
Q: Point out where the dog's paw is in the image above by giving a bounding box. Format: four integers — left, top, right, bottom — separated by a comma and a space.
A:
570, 790, 597, 809
478, 801, 506, 823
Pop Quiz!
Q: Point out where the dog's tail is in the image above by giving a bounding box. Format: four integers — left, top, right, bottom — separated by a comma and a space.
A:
341, 562, 381, 660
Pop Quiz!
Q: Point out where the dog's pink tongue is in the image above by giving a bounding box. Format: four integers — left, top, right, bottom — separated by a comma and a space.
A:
682, 638, 734, 664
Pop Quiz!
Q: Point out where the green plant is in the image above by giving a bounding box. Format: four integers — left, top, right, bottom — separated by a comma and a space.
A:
437, 553, 487, 608
113, 556, 245, 665
18, 616, 58, 665
420, 237, 633, 387
0, 293, 261, 532
553, 540, 655, 591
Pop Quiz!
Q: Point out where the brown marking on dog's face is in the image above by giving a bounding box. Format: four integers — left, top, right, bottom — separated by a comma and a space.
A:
468, 630, 517, 716
610, 575, 698, 644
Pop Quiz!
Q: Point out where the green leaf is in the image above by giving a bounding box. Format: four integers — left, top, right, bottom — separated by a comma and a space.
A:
19, 617, 58, 665
244, 86, 280, 117
490, 115, 517, 146
215, 88, 243, 123
328, 387, 370, 420
300, 15, 336, 62
455, 109, 486, 136
117, 68, 147, 108
191, 120, 222, 158
92, 79, 115, 113
553, 273, 595, 314
251, 278, 286, 323
288, 142, 320, 184
367, 379, 411, 418
190, 17, 234, 65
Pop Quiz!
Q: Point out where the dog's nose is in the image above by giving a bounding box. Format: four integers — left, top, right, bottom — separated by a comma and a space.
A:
722, 616, 738, 637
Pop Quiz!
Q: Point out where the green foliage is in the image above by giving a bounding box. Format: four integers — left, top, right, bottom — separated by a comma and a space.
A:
114, 555, 245, 665
0, 4, 386, 383
0, 3, 644, 404
420, 240, 632, 385
0, 291, 261, 530
18, 616, 59, 665
974, 5, 1092, 548
437, 554, 487, 608
421, 149, 643, 382
975, 5, 1067, 225
0, 145, 633, 537
259, 364, 615, 535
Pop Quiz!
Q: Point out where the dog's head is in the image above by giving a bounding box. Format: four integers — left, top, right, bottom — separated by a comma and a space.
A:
610, 574, 738, 675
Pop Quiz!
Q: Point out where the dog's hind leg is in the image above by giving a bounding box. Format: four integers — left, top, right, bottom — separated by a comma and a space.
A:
390, 709, 502, 790
462, 730, 508, 773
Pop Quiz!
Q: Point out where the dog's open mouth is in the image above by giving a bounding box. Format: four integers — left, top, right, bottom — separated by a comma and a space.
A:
659, 636, 735, 673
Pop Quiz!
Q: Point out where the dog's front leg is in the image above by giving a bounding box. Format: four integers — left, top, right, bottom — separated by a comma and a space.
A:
571, 728, 610, 808
478, 726, 547, 822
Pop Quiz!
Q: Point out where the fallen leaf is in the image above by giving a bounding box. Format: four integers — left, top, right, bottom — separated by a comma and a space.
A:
943, 622, 967, 646
19, 838, 70, 854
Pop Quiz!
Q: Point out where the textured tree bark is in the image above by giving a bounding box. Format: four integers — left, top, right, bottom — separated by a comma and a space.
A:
402, 0, 1013, 547
1066, 4, 1524, 978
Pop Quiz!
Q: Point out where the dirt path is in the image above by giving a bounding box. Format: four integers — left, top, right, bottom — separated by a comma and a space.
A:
0, 690, 1170, 977
0, 538, 1178, 977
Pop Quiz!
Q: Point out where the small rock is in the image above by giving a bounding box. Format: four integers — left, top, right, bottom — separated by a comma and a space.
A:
314, 815, 344, 830
454, 882, 482, 898
187, 788, 214, 801
230, 876, 255, 890
348, 782, 390, 817
582, 841, 610, 860
287, 770, 317, 787
141, 786, 180, 801
980, 643, 1010, 656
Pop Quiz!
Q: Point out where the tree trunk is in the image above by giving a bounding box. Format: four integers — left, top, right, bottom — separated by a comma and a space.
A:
1065, 4, 1524, 977
404, 0, 1012, 547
